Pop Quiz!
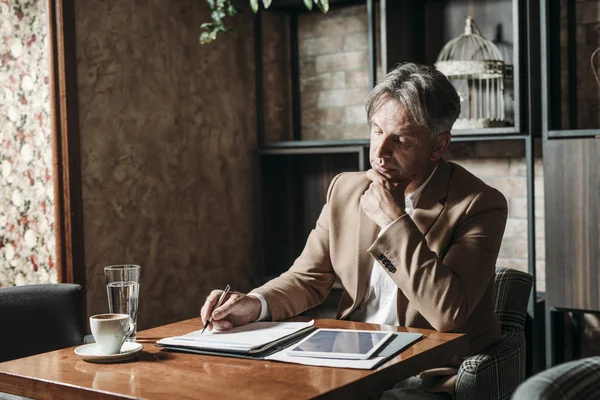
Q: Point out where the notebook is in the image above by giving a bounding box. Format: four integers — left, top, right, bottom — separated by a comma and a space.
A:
156, 320, 316, 356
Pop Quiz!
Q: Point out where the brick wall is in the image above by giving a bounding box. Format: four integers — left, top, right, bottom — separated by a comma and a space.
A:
297, 4, 546, 291
445, 142, 545, 292
299, 5, 371, 140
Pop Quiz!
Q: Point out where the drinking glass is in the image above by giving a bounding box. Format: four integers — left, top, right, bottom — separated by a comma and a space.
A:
104, 264, 140, 341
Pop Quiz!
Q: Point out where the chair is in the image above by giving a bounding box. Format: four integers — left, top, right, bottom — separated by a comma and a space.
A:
512, 357, 600, 400
0, 284, 86, 363
455, 267, 533, 400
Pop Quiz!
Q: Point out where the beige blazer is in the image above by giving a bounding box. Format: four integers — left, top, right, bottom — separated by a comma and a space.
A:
252, 158, 506, 358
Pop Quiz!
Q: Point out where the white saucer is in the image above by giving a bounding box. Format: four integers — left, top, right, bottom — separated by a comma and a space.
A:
74, 342, 143, 363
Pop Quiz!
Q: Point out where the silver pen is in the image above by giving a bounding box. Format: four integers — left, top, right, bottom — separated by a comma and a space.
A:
201, 284, 231, 335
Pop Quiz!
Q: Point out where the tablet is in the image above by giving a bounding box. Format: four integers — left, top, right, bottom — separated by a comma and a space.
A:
286, 329, 394, 360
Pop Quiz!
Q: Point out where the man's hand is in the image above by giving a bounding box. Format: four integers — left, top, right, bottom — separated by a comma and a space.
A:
360, 169, 409, 228
200, 290, 262, 332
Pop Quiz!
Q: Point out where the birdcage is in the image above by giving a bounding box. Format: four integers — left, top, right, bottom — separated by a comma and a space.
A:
435, 16, 507, 130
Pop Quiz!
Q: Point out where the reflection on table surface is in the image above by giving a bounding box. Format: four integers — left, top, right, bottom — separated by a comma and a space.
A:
0, 318, 468, 400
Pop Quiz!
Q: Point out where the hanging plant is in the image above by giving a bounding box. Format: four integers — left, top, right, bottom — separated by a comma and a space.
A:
200, 0, 330, 44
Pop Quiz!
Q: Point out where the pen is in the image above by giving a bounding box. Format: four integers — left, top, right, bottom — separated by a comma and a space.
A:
201, 284, 231, 335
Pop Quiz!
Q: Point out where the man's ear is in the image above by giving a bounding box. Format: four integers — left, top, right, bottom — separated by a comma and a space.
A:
431, 131, 450, 162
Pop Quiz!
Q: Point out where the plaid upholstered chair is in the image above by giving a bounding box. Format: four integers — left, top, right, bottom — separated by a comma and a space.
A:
512, 357, 600, 399
455, 267, 533, 400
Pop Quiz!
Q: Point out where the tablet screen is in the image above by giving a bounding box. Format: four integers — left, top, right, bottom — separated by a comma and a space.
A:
287, 329, 393, 360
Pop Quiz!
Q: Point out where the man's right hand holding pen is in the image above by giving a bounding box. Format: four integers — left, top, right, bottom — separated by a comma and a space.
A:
200, 289, 263, 332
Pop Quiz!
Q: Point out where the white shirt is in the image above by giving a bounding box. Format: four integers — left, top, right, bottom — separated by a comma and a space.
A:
251, 165, 438, 324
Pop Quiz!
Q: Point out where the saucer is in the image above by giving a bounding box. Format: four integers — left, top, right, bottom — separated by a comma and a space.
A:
75, 342, 143, 363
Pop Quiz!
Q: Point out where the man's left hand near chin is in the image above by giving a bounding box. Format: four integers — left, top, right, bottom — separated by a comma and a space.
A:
360, 169, 408, 228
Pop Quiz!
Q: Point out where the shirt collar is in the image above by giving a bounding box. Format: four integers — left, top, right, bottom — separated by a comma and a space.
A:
405, 163, 439, 209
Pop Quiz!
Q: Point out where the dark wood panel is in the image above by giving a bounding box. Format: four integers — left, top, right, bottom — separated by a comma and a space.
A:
48, 0, 86, 286
542, 0, 600, 132
261, 153, 361, 278
545, 138, 600, 310
380, 0, 426, 72
268, 0, 366, 12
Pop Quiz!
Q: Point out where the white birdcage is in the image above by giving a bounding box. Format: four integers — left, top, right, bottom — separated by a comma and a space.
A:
435, 16, 506, 130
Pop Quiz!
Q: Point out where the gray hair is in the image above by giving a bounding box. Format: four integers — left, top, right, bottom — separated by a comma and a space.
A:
365, 63, 460, 137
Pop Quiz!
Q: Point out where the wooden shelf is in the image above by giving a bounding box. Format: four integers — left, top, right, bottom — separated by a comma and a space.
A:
260, 139, 369, 150
452, 127, 521, 136
450, 133, 529, 142
267, 0, 366, 12
260, 146, 366, 156
259, 133, 529, 154
547, 129, 600, 139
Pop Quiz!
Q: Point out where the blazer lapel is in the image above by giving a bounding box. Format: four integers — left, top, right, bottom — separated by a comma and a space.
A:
355, 201, 378, 302
412, 159, 450, 236
340, 178, 378, 319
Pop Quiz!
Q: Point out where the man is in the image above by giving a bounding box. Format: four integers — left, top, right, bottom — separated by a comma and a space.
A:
201, 63, 507, 398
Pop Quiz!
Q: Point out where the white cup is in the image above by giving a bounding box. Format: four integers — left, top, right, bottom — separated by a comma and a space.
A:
90, 313, 134, 355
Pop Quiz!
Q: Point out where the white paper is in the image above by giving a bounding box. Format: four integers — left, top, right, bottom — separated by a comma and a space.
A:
157, 320, 315, 352
265, 349, 386, 369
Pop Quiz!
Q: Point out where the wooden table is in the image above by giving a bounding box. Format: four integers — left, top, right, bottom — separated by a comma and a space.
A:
0, 318, 467, 400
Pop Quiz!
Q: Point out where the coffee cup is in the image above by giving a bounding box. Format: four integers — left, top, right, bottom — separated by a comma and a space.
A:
90, 313, 134, 355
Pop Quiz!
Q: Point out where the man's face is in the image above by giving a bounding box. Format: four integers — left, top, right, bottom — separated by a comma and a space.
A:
369, 96, 446, 192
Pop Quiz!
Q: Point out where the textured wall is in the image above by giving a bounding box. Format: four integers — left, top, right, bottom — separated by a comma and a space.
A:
261, 12, 293, 143
74, 0, 259, 330
0, 0, 56, 286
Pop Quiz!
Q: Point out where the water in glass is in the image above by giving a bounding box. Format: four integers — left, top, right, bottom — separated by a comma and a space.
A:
107, 281, 139, 341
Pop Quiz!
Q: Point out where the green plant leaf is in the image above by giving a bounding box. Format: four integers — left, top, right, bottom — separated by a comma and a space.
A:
211, 9, 225, 22
250, 0, 259, 13
262, 0, 272, 8
303, 0, 313, 11
200, 31, 212, 44
226, 4, 238, 16
315, 0, 329, 13
200, 0, 238, 44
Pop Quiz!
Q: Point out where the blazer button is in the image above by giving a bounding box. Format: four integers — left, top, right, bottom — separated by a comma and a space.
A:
389, 266, 397, 273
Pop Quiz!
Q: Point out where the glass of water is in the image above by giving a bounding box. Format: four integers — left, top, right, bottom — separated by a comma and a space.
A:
104, 264, 140, 342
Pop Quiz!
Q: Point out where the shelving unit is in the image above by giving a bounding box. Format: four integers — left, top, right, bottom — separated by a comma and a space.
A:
254, 0, 543, 373
541, 0, 600, 367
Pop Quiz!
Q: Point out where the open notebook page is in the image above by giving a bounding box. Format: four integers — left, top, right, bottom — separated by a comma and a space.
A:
157, 320, 315, 352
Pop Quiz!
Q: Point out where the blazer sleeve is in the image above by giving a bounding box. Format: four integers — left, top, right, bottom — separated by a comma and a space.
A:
248, 174, 341, 321
367, 188, 508, 332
